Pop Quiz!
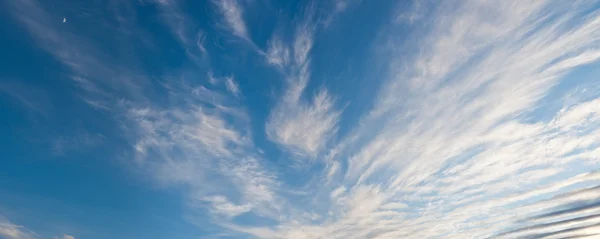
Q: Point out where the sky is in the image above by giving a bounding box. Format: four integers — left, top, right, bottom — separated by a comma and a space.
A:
1, 0, 600, 238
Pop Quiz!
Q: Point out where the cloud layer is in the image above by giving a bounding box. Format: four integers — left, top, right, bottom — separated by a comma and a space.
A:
3, 0, 600, 238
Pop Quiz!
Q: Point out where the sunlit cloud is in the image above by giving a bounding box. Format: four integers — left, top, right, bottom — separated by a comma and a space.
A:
0, 215, 37, 239
4, 0, 600, 238
213, 0, 250, 40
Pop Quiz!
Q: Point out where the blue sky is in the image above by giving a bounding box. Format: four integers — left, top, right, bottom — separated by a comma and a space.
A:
2, 0, 600, 238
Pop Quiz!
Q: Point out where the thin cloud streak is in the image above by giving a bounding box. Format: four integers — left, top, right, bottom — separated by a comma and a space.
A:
213, 0, 250, 40
0, 215, 37, 239
265, 21, 342, 159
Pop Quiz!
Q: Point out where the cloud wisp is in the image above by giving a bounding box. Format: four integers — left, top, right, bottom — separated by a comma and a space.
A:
0, 215, 37, 239
265, 22, 342, 159
213, 0, 250, 41
54, 235, 75, 239
224, 76, 241, 97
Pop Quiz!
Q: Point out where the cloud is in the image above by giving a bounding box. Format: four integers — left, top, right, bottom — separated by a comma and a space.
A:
50, 131, 105, 156
234, 1, 600, 238
322, 0, 362, 27
7, 0, 148, 109
6, 0, 280, 237
213, 0, 249, 40
0, 215, 37, 239
265, 23, 342, 158
8, 0, 600, 238
266, 88, 340, 157
494, 181, 600, 238
128, 104, 249, 162
8, 0, 281, 231
153, 0, 208, 66
394, 0, 425, 24
265, 36, 290, 69
54, 235, 75, 239
202, 195, 253, 218
224, 76, 241, 97
0, 81, 52, 115
126, 79, 284, 226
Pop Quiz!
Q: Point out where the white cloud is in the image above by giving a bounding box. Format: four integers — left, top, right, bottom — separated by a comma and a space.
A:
0, 215, 37, 239
266, 88, 340, 157
7, 0, 148, 108
225, 76, 241, 97
128, 103, 249, 162
196, 31, 207, 53
153, 0, 208, 67
7, 0, 279, 237
395, 0, 425, 24
265, 36, 290, 69
329, 186, 346, 200
551, 98, 600, 131
202, 195, 252, 217
218, 157, 282, 218
322, 0, 362, 27
234, 1, 600, 238
9, 0, 600, 238
53, 235, 75, 239
265, 24, 342, 158
293, 29, 313, 66
214, 0, 249, 40
126, 79, 285, 227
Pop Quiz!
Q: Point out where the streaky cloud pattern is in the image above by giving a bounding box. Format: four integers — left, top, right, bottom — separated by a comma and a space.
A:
1, 0, 600, 239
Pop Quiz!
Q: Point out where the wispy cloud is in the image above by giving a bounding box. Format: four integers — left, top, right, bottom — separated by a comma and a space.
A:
0, 215, 37, 239
265, 36, 290, 69
126, 78, 284, 228
153, 0, 208, 66
128, 101, 249, 162
51, 131, 105, 156
7, 0, 147, 109
265, 23, 342, 158
5, 0, 281, 238
322, 0, 362, 27
213, 0, 249, 40
0, 81, 51, 115
7, 0, 600, 238
54, 235, 75, 239
266, 87, 340, 158
394, 0, 425, 24
224, 76, 241, 97
202, 195, 252, 218
231, 0, 600, 238
7, 0, 279, 234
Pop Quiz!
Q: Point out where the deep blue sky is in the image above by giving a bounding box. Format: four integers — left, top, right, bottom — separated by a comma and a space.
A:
2, 0, 600, 239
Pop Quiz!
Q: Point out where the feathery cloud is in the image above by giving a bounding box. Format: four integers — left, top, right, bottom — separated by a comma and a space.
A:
55, 235, 75, 239
214, 0, 249, 40
6, 0, 600, 238
266, 88, 340, 157
0, 215, 37, 239
225, 76, 241, 97
265, 24, 341, 158
234, 1, 600, 238
154, 0, 208, 66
